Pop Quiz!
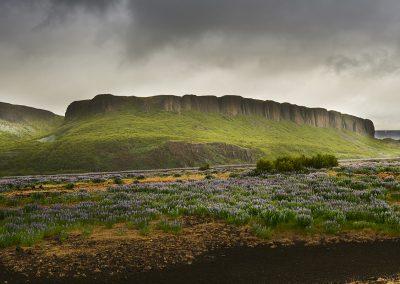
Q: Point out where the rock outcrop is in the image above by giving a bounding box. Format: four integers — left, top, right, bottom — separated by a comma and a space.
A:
65, 94, 375, 137
0, 102, 60, 123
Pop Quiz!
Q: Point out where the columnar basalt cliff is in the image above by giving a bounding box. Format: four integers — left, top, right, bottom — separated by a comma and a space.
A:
65, 94, 375, 137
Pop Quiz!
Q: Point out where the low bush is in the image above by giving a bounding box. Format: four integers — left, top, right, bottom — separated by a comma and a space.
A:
305, 154, 338, 169
256, 154, 338, 174
113, 177, 123, 185
64, 183, 75, 190
199, 163, 210, 171
274, 156, 303, 172
256, 159, 273, 173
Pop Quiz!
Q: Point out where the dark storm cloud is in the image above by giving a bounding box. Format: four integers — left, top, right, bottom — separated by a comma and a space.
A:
125, 0, 400, 56
2, 0, 400, 65
0, 0, 399, 128
37, 0, 116, 26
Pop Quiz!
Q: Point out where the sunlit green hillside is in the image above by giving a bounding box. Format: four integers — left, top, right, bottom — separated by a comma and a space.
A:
0, 110, 399, 176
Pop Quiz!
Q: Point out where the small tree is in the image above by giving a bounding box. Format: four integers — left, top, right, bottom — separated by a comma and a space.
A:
256, 159, 273, 173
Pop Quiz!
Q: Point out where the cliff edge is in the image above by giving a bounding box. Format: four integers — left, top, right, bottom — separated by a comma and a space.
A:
65, 94, 375, 137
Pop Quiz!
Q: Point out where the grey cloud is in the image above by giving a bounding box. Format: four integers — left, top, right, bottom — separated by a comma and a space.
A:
125, 0, 400, 57
326, 51, 400, 76
0, 0, 399, 129
36, 0, 117, 28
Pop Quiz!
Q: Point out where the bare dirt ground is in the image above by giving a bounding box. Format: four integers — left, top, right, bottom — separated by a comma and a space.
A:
1, 217, 400, 284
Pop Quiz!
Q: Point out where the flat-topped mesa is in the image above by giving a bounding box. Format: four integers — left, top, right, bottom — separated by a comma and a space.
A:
65, 94, 375, 137
0, 102, 60, 123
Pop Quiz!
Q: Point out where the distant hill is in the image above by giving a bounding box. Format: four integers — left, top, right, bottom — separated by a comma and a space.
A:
0, 102, 63, 148
0, 95, 399, 176
0, 102, 60, 124
375, 130, 400, 140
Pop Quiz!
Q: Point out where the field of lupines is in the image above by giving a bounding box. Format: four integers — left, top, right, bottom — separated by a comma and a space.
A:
1, 160, 400, 247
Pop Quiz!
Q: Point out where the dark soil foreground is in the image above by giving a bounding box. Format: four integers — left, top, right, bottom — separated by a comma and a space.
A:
1, 239, 400, 284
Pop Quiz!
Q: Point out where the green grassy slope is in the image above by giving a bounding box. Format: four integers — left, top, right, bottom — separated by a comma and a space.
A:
0, 110, 399, 176
0, 116, 62, 147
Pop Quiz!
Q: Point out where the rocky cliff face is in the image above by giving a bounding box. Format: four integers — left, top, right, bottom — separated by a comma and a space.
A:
0, 102, 60, 123
65, 94, 375, 137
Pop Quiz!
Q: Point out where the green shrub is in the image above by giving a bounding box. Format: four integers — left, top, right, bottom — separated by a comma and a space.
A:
306, 154, 338, 169
256, 159, 273, 173
199, 163, 210, 171
113, 177, 123, 185
64, 183, 75, 190
255, 154, 338, 174
274, 157, 297, 172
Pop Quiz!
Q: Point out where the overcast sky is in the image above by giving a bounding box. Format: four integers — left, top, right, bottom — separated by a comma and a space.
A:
0, 0, 399, 129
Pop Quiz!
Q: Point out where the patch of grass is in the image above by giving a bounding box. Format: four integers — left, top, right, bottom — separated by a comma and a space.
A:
323, 220, 341, 234
156, 219, 182, 234
250, 223, 273, 239
127, 217, 151, 235
81, 225, 94, 238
